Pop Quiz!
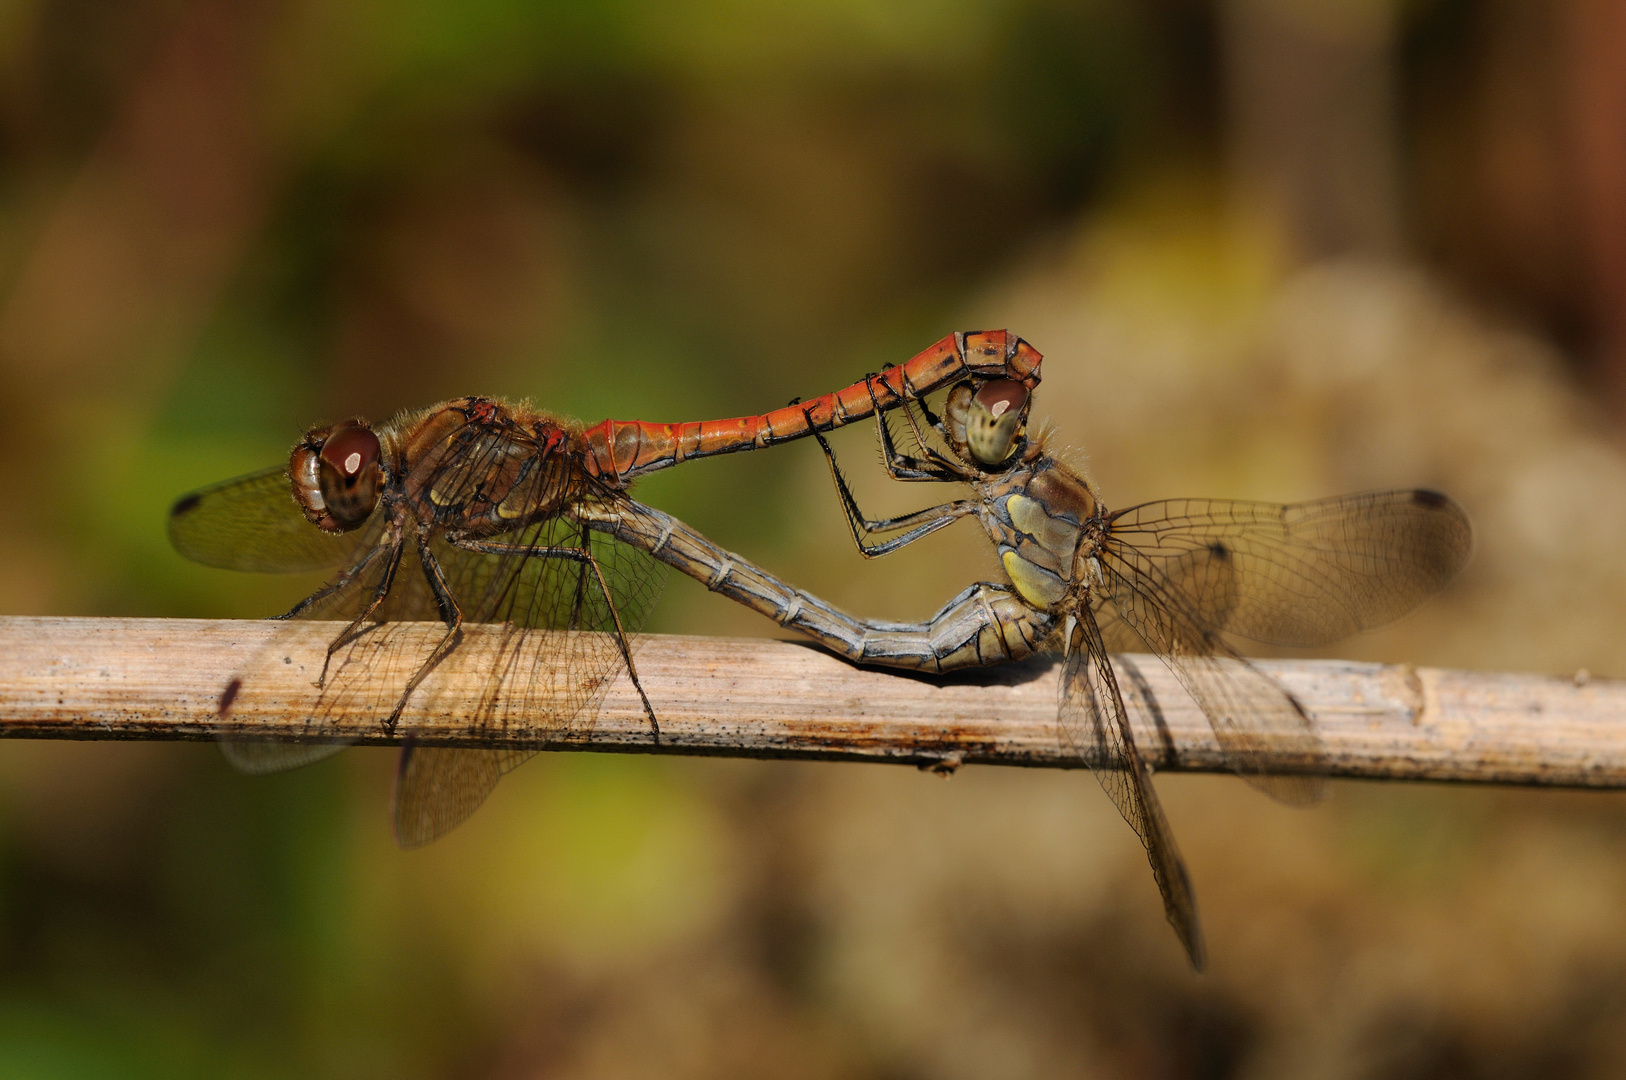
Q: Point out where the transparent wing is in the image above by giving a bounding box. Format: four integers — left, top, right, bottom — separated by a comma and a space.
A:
388, 508, 667, 847
1097, 571, 1326, 806
219, 515, 666, 842
393, 743, 538, 848
169, 466, 380, 573
1059, 610, 1204, 970
218, 739, 351, 774
1102, 489, 1472, 646
209, 527, 410, 777
168, 464, 389, 774
208, 426, 666, 846
1094, 497, 1474, 806
1093, 605, 1144, 654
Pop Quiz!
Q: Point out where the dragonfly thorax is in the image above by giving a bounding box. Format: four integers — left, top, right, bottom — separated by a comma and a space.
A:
982, 458, 1099, 612
396, 398, 590, 538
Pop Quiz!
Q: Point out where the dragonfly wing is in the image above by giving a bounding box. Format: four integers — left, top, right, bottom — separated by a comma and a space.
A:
206, 422, 667, 843
219, 739, 349, 774
393, 743, 537, 848
169, 466, 381, 573
378, 497, 669, 844
1103, 490, 1472, 647
211, 533, 406, 773
1098, 550, 1327, 805
1092, 603, 1145, 654
1060, 610, 1205, 970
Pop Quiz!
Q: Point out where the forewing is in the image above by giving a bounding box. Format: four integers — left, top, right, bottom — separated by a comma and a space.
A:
169, 466, 380, 573
1059, 611, 1205, 970
1103, 490, 1472, 646
215, 537, 411, 773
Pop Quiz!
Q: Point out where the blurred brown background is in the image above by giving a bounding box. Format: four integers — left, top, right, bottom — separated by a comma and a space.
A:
3, 0, 1626, 1076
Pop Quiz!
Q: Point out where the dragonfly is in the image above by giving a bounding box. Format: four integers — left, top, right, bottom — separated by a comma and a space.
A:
169, 331, 1042, 848
573, 450, 1464, 971
748, 373, 1472, 970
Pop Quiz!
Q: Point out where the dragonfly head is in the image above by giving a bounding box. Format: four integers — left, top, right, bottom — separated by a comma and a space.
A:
946, 379, 1029, 469
291, 419, 385, 532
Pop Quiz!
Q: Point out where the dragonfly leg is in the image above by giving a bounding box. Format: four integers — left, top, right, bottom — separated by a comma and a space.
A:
875, 404, 965, 481
861, 375, 966, 481
865, 362, 950, 459
316, 539, 406, 689
567, 520, 593, 631
449, 536, 661, 738
877, 388, 962, 478
278, 540, 388, 620
381, 533, 468, 732
793, 390, 961, 483
811, 427, 975, 557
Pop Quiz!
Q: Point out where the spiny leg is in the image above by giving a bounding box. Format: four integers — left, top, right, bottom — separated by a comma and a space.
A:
810, 427, 975, 557
568, 520, 591, 631
863, 378, 966, 481
785, 385, 957, 482
867, 361, 947, 439
382, 533, 468, 732
279, 541, 387, 620
450, 536, 660, 739
878, 406, 963, 481
576, 539, 658, 740
318, 540, 405, 688
877, 360, 943, 428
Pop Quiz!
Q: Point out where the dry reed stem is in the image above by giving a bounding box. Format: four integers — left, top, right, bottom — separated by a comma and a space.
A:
0, 616, 1618, 786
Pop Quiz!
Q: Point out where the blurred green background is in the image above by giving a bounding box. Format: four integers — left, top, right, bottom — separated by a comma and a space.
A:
4, 0, 1626, 1076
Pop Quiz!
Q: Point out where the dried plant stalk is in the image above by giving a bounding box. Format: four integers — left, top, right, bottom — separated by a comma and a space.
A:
0, 617, 1617, 787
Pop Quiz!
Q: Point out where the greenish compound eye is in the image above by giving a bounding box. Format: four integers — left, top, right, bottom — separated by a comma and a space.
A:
965, 380, 1028, 466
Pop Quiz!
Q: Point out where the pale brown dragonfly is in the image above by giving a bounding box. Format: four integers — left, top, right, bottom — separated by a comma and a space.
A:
761, 373, 1475, 969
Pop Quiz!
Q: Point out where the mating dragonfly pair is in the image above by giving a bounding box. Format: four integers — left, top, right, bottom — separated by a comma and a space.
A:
169, 330, 1471, 970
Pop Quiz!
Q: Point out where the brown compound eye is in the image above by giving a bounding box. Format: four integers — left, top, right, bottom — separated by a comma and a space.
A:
320, 424, 381, 484
291, 420, 383, 531
965, 380, 1028, 466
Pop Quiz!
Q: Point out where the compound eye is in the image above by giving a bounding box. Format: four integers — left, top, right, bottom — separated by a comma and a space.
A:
320, 424, 381, 482
296, 420, 381, 531
965, 380, 1028, 466
974, 380, 1027, 418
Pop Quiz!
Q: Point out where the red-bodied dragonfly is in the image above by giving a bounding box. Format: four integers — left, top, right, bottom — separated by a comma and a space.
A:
169, 331, 1041, 847
725, 374, 1471, 970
